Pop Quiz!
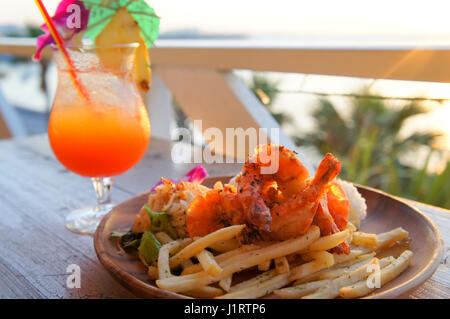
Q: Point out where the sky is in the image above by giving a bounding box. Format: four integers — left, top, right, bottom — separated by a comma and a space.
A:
2, 0, 450, 41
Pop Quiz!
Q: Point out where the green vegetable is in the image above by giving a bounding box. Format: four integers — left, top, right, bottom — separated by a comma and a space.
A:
138, 231, 162, 265
110, 230, 142, 248
120, 231, 142, 248
144, 204, 178, 239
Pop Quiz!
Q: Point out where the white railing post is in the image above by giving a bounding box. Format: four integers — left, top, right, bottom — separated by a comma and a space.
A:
0, 86, 26, 138
145, 70, 173, 140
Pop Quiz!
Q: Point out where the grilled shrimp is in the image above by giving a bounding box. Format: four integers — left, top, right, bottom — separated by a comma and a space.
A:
186, 185, 244, 237
268, 153, 341, 240
236, 161, 272, 232
235, 144, 311, 230
314, 196, 350, 254
326, 181, 349, 231
252, 144, 311, 198
313, 181, 350, 254
185, 145, 350, 250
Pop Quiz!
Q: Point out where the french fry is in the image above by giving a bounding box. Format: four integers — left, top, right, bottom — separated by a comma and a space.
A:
181, 259, 194, 269
335, 252, 376, 267
346, 221, 357, 233
352, 231, 378, 249
292, 274, 319, 286
219, 225, 319, 270
216, 273, 290, 299
290, 251, 335, 282
209, 239, 240, 253
258, 260, 271, 271
289, 259, 333, 282
302, 251, 335, 267
185, 286, 224, 298
274, 279, 332, 298
274, 257, 290, 274
158, 238, 192, 280
156, 226, 320, 293
302, 258, 379, 299
293, 275, 317, 286
375, 227, 409, 250
293, 250, 369, 285
345, 221, 357, 244
299, 229, 350, 253
339, 250, 412, 299
315, 252, 376, 281
181, 244, 260, 275
333, 249, 366, 264
155, 232, 173, 244
214, 244, 261, 262
219, 276, 232, 292
181, 264, 202, 276
147, 265, 159, 280
318, 255, 393, 280
286, 253, 299, 263
380, 255, 396, 263
317, 255, 373, 280
230, 270, 278, 292
169, 225, 246, 268
197, 250, 223, 277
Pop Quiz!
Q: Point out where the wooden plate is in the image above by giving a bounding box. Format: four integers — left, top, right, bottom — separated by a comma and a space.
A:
94, 176, 444, 299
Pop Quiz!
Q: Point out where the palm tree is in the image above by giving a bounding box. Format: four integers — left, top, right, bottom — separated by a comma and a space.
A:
294, 87, 450, 208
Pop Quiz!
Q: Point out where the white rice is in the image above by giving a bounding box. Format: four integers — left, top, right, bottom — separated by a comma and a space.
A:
337, 180, 367, 225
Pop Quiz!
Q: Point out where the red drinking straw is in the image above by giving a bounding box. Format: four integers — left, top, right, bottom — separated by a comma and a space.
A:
34, 0, 90, 101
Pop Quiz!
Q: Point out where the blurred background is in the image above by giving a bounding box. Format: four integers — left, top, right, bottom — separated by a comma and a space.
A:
0, 0, 449, 208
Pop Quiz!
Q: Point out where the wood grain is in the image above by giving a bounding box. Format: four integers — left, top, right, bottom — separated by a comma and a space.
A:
0, 135, 448, 298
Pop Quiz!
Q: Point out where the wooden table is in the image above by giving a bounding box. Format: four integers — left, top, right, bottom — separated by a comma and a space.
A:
0, 135, 448, 299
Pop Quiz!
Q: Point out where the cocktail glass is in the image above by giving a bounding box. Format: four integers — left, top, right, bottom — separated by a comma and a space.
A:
48, 43, 150, 234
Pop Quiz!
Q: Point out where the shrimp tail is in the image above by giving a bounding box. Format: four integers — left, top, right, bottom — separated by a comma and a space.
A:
310, 156, 349, 254
300, 153, 341, 206
314, 197, 350, 254
309, 153, 341, 193
237, 162, 272, 232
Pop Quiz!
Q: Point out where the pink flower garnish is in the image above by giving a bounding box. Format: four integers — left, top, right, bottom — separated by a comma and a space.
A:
151, 165, 209, 192
34, 0, 90, 60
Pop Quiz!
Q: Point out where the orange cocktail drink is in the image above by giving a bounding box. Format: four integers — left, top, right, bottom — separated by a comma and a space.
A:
49, 101, 150, 178
49, 43, 150, 234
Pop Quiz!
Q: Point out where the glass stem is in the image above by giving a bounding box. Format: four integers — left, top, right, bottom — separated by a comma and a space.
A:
92, 177, 113, 206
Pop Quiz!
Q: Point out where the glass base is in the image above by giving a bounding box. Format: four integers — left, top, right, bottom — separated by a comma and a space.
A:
65, 203, 115, 235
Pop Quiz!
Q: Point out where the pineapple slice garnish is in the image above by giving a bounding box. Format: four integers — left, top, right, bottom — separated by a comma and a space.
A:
95, 7, 151, 92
